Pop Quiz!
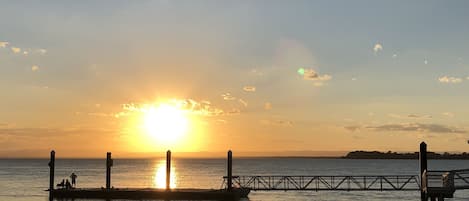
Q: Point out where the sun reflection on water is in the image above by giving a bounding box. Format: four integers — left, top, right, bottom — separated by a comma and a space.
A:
153, 160, 177, 188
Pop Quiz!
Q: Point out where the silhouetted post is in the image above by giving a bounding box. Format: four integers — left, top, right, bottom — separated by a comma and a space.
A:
106, 152, 113, 190
166, 150, 171, 191
48, 150, 55, 199
420, 142, 428, 201
227, 150, 232, 192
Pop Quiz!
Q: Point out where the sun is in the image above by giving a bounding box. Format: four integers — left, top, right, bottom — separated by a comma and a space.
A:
143, 103, 189, 145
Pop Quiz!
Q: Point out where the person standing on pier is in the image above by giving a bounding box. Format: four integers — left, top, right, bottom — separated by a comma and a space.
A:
70, 172, 77, 187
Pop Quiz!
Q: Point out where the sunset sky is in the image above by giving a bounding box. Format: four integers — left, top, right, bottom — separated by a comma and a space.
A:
1, 1, 469, 157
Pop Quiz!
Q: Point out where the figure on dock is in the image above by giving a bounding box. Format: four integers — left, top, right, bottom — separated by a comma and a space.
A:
70, 172, 77, 187
65, 179, 72, 189
57, 179, 65, 188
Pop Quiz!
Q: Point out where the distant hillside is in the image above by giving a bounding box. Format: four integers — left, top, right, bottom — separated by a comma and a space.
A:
344, 151, 469, 159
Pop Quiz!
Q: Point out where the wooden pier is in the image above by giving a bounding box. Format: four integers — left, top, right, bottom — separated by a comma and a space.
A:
50, 188, 247, 200
48, 149, 249, 201
220, 142, 469, 201
48, 142, 469, 201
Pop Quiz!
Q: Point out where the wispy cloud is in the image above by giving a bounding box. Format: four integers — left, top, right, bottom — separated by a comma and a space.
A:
299, 68, 332, 86
221, 93, 236, 101
388, 113, 432, 119
238, 99, 248, 107
0, 41, 8, 48
373, 43, 383, 53
121, 99, 239, 117
1, 41, 47, 55
261, 119, 293, 127
302, 69, 332, 81
31, 65, 39, 72
37, 49, 47, 55
442, 112, 454, 118
438, 76, 462, 84
243, 86, 256, 92
344, 125, 361, 132
11, 47, 21, 53
0, 126, 116, 138
366, 123, 466, 134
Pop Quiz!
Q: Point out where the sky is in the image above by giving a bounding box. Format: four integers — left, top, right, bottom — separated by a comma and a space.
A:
1, 0, 469, 158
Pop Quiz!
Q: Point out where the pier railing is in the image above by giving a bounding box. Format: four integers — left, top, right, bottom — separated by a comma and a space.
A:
425, 169, 469, 190
222, 175, 421, 191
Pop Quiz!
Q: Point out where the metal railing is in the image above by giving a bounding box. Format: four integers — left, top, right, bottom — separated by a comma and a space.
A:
425, 169, 469, 190
222, 175, 421, 191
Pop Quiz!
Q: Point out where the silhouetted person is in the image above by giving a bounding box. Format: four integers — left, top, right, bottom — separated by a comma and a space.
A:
57, 179, 65, 188
65, 179, 72, 189
70, 172, 77, 187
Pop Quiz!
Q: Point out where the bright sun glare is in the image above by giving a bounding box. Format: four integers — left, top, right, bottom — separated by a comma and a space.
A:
143, 104, 189, 145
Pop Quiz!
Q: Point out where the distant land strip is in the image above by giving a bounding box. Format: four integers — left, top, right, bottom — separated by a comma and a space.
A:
343, 151, 469, 160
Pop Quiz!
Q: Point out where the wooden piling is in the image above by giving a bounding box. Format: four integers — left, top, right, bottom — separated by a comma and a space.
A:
106, 152, 112, 190
420, 142, 428, 201
48, 150, 55, 199
227, 150, 232, 192
166, 150, 171, 191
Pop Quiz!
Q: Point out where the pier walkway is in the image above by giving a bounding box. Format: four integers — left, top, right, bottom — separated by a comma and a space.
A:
223, 169, 469, 192
223, 175, 421, 191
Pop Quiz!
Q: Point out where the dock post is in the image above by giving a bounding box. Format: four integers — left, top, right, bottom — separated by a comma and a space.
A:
166, 150, 171, 191
420, 142, 428, 201
106, 152, 113, 190
48, 150, 55, 200
227, 150, 232, 192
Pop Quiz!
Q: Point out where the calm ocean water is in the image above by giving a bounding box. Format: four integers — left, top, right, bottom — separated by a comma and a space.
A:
0, 158, 468, 201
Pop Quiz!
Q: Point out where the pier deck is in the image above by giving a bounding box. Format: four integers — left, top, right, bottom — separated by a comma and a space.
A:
51, 188, 249, 200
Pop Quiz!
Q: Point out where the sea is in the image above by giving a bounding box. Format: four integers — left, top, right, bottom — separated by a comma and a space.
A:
1, 158, 468, 201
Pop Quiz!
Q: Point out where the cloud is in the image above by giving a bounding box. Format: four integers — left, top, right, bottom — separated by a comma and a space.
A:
225, 108, 241, 115
264, 102, 272, 110
122, 99, 235, 117
366, 123, 466, 134
221, 93, 236, 101
388, 113, 432, 119
392, 54, 397, 58
300, 68, 332, 86
438, 76, 462, 84
442, 112, 454, 118
424, 59, 428, 65
0, 41, 9, 48
373, 43, 383, 53
243, 86, 256, 92
238, 99, 248, 107
0, 126, 116, 138
344, 125, 361, 132
31, 65, 39, 72
11, 47, 21, 53
302, 69, 331, 81
37, 49, 47, 55
261, 119, 293, 127
466, 76, 469, 80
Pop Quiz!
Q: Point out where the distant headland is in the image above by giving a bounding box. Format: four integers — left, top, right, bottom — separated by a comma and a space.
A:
344, 151, 469, 159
